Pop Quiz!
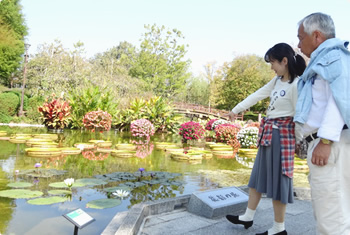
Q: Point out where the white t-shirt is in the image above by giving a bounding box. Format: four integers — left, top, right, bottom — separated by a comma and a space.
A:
298, 76, 344, 142
232, 76, 298, 119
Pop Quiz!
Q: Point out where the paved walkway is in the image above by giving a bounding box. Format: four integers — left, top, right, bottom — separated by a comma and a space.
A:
102, 187, 316, 235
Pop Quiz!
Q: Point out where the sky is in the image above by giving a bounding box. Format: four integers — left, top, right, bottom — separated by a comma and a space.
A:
20, 0, 350, 75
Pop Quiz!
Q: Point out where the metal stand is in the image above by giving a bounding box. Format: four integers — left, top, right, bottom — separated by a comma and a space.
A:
74, 225, 79, 235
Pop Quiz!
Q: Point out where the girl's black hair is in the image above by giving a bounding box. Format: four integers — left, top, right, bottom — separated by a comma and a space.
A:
264, 43, 306, 83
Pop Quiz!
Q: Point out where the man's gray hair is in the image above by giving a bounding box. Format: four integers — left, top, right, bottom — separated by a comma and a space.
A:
299, 12, 335, 39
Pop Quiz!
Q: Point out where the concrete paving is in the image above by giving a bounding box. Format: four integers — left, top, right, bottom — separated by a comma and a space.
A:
102, 187, 316, 235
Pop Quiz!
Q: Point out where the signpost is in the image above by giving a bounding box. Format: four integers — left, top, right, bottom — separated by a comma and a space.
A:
187, 186, 249, 218
63, 208, 95, 235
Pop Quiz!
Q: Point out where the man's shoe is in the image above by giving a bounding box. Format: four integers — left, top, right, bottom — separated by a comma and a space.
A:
225, 215, 253, 229
256, 230, 287, 235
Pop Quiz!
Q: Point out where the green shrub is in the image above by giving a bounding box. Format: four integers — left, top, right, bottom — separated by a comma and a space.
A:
4, 90, 29, 111
0, 92, 20, 116
69, 86, 119, 129
114, 96, 181, 133
25, 95, 45, 123
0, 113, 13, 123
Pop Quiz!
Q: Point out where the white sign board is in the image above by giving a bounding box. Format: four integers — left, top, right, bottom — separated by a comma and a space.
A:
195, 186, 248, 209
63, 208, 95, 229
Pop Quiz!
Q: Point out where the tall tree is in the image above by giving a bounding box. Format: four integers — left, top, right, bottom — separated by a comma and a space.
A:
129, 24, 191, 97
183, 76, 209, 105
215, 55, 274, 112
26, 40, 91, 97
203, 61, 218, 109
92, 41, 136, 77
0, 0, 28, 87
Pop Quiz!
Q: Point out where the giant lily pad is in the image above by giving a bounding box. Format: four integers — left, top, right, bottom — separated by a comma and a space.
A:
115, 144, 136, 150
75, 178, 107, 186
59, 147, 81, 155
9, 136, 30, 143
111, 150, 136, 158
0, 189, 43, 199
96, 148, 113, 153
32, 134, 58, 140
7, 182, 33, 188
30, 142, 59, 148
86, 198, 121, 209
0, 131, 7, 136
96, 141, 112, 148
27, 196, 67, 205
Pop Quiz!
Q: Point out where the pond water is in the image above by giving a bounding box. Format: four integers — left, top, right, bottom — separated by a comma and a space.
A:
0, 126, 255, 235
0, 126, 308, 235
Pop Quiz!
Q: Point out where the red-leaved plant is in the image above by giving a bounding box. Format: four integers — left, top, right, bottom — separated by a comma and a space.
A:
179, 121, 205, 143
38, 93, 72, 129
82, 110, 112, 132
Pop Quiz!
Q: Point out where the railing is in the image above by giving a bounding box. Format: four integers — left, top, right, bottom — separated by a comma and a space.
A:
172, 102, 244, 120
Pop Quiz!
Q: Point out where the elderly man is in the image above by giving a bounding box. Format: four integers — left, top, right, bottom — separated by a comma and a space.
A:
295, 12, 350, 235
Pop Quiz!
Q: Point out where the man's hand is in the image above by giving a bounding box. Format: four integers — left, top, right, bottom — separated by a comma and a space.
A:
311, 141, 332, 166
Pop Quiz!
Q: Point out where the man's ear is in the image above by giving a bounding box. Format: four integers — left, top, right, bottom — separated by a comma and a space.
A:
313, 30, 327, 44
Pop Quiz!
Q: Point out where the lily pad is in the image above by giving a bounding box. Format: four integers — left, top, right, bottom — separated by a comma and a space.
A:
0, 189, 43, 199
32, 134, 58, 140
27, 196, 67, 205
18, 169, 67, 178
115, 144, 136, 150
7, 182, 33, 188
49, 181, 85, 188
75, 178, 107, 186
59, 147, 81, 155
86, 198, 121, 209
48, 190, 72, 195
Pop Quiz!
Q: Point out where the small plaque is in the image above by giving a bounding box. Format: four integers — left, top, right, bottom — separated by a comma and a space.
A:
187, 186, 248, 218
63, 208, 95, 229
197, 186, 248, 208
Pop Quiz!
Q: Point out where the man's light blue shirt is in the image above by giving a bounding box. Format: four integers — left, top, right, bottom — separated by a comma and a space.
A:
294, 38, 350, 128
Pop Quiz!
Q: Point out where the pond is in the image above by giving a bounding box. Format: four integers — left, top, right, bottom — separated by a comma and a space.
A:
0, 126, 308, 235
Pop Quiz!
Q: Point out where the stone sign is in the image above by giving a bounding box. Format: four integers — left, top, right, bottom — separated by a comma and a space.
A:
187, 186, 248, 218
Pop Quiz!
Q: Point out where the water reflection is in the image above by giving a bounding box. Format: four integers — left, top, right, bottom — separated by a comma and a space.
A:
0, 127, 256, 235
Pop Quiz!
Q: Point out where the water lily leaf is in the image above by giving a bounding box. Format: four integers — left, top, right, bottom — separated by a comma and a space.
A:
48, 190, 72, 195
104, 186, 131, 193
124, 182, 136, 187
7, 182, 33, 188
0, 189, 43, 199
134, 182, 146, 187
18, 169, 67, 178
86, 199, 121, 209
75, 178, 107, 186
27, 196, 67, 205
49, 182, 85, 188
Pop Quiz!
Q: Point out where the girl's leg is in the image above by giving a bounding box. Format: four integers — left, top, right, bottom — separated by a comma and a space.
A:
239, 187, 262, 221
247, 187, 262, 210
268, 200, 286, 234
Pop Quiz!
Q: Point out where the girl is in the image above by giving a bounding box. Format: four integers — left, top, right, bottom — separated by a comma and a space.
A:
226, 43, 306, 235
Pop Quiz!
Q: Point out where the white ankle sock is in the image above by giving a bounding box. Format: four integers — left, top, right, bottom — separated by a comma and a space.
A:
268, 221, 285, 234
239, 208, 255, 221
